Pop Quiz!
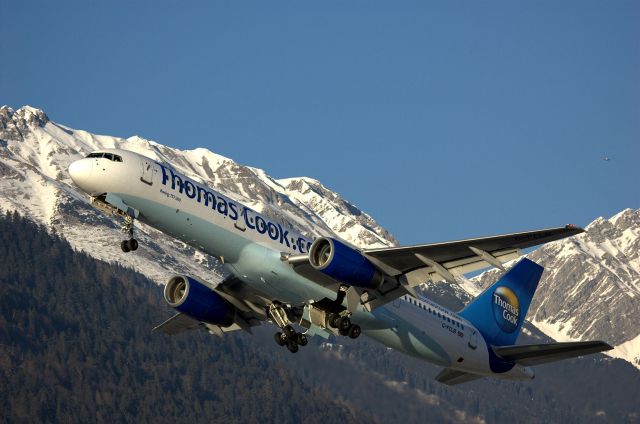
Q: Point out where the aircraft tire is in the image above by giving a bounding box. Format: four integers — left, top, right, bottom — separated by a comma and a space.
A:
121, 240, 130, 253
286, 340, 299, 353
348, 324, 361, 339
283, 325, 296, 339
274, 332, 287, 346
328, 314, 340, 328
129, 238, 138, 251
295, 333, 308, 346
337, 317, 351, 336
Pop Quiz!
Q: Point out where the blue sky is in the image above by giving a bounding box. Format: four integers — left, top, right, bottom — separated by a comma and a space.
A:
2, 1, 639, 244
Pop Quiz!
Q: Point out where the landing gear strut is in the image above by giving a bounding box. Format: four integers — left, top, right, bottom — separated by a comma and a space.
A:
120, 215, 138, 253
269, 303, 307, 353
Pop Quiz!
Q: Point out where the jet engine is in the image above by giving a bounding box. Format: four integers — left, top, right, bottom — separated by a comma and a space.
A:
308, 237, 383, 289
164, 275, 235, 327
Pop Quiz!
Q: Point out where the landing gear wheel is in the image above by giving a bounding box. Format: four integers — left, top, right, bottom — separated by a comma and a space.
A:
348, 324, 361, 339
120, 215, 137, 253
274, 332, 287, 346
121, 238, 138, 253
295, 333, 308, 346
128, 238, 138, 251
328, 314, 341, 328
283, 325, 296, 339
286, 340, 299, 353
338, 316, 352, 336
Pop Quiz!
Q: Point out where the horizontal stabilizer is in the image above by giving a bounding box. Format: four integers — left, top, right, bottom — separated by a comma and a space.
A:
435, 368, 482, 385
493, 341, 613, 366
153, 313, 203, 335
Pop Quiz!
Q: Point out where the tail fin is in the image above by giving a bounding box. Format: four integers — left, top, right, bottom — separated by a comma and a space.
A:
459, 258, 543, 346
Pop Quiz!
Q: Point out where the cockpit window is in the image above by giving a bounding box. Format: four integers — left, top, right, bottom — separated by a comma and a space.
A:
85, 152, 123, 162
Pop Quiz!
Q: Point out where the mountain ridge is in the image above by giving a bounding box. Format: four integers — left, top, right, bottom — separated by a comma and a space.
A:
1, 104, 638, 371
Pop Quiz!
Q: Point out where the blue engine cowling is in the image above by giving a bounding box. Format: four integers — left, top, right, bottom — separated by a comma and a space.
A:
308, 237, 383, 289
164, 276, 235, 327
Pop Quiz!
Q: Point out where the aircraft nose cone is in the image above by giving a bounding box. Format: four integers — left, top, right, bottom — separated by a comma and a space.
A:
68, 159, 93, 192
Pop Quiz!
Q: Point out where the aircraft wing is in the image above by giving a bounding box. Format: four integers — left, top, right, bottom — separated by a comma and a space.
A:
363, 225, 584, 280
153, 313, 204, 335
435, 368, 483, 385
492, 341, 613, 366
287, 225, 583, 311
153, 312, 258, 336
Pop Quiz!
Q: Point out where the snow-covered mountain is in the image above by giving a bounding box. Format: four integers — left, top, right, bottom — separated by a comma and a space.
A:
0, 105, 395, 285
472, 208, 640, 369
1, 105, 638, 370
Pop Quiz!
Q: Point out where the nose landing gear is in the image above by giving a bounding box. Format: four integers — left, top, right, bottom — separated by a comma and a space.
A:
120, 215, 138, 253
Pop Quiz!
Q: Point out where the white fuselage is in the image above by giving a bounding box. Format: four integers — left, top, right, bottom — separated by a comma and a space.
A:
68, 148, 534, 381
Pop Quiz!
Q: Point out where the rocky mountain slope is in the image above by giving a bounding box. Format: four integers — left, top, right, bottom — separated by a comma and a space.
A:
1, 104, 638, 371
472, 208, 640, 368
0, 105, 395, 287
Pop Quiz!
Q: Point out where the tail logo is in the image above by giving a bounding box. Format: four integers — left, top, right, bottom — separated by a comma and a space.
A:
492, 286, 520, 333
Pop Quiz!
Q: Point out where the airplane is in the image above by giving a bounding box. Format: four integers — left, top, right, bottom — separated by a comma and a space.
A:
68, 149, 612, 385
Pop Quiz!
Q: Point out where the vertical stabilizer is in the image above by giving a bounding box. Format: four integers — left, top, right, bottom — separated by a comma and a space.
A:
459, 258, 543, 346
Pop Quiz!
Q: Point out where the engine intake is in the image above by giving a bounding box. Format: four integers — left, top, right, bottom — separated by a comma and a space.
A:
309, 237, 383, 290
164, 276, 235, 327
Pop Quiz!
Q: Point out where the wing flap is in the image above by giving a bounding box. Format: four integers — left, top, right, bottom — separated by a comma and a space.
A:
493, 341, 613, 366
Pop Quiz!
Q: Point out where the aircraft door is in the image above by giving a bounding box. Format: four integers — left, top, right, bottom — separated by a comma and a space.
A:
141, 158, 154, 185
468, 329, 478, 350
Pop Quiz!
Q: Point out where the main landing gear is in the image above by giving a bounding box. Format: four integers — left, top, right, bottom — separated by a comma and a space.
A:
274, 325, 308, 354
328, 313, 361, 339
268, 294, 364, 354
269, 303, 308, 354
313, 286, 362, 340
120, 215, 139, 253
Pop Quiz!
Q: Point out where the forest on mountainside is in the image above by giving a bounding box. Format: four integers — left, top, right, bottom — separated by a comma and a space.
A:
0, 212, 638, 424
0, 212, 369, 423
